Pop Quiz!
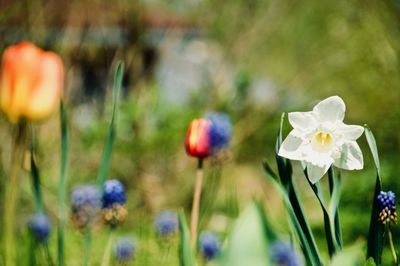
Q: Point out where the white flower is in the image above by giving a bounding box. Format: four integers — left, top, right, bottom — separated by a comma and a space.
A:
278, 96, 364, 184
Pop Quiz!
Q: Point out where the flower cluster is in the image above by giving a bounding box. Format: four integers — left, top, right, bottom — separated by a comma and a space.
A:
102, 179, 128, 226
270, 240, 304, 266
70, 185, 101, 229
154, 210, 178, 236
185, 112, 232, 159
29, 214, 51, 243
113, 237, 136, 262
377, 191, 397, 225
198, 231, 221, 260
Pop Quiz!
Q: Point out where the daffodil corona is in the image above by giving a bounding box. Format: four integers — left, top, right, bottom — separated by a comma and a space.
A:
278, 96, 364, 183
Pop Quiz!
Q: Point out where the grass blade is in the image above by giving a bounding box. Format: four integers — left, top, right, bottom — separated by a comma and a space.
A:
58, 101, 69, 266
365, 126, 384, 265
97, 62, 124, 189
179, 211, 196, 266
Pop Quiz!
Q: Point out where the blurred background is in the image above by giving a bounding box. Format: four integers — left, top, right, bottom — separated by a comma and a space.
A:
1, 0, 400, 264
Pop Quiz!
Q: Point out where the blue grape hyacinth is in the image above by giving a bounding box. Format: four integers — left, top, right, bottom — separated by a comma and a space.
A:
154, 210, 178, 236
102, 179, 128, 226
29, 214, 51, 243
206, 112, 232, 153
377, 191, 397, 224
199, 231, 221, 260
70, 184, 101, 229
113, 237, 136, 262
270, 240, 303, 266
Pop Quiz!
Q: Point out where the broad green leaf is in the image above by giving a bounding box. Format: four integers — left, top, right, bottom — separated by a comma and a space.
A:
331, 243, 364, 266
215, 204, 270, 266
97, 62, 124, 188
364, 126, 384, 265
58, 101, 69, 266
179, 211, 196, 266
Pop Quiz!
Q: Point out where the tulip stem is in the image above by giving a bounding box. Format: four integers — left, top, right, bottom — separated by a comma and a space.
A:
190, 158, 204, 248
100, 229, 116, 266
3, 121, 27, 266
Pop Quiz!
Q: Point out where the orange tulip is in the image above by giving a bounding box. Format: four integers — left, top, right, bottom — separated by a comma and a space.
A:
185, 118, 211, 158
0, 42, 64, 123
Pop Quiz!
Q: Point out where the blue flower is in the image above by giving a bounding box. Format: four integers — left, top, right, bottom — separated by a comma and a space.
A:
29, 214, 51, 243
378, 191, 397, 224
70, 184, 101, 229
154, 210, 178, 236
270, 240, 303, 266
206, 112, 232, 153
102, 179, 126, 208
198, 231, 221, 260
113, 237, 136, 262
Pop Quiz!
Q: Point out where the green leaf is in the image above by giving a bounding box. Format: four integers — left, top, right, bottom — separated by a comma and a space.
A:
364, 126, 384, 265
264, 174, 322, 266
215, 204, 270, 266
328, 167, 343, 248
255, 201, 278, 243
331, 243, 364, 266
58, 101, 69, 266
179, 211, 196, 266
97, 62, 124, 189
303, 168, 341, 257
271, 113, 322, 265
30, 151, 43, 214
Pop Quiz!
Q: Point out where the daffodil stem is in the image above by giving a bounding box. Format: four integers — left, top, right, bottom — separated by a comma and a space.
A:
190, 158, 204, 248
388, 226, 398, 265
101, 229, 116, 266
3, 121, 27, 266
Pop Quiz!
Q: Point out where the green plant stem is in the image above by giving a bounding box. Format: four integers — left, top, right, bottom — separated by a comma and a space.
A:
190, 158, 204, 248
58, 102, 69, 266
83, 229, 92, 266
388, 227, 398, 265
100, 229, 116, 266
3, 121, 27, 266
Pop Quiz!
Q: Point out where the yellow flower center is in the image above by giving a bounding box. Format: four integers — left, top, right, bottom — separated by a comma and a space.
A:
311, 132, 334, 152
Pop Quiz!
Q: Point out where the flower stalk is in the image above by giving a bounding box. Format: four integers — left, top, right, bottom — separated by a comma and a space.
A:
100, 230, 116, 266
190, 158, 204, 248
388, 226, 398, 265
3, 121, 28, 266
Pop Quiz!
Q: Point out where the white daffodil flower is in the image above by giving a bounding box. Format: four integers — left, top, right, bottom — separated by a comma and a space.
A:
278, 96, 364, 184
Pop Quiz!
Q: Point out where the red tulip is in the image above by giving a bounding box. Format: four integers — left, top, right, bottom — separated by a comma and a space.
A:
0, 42, 64, 123
185, 118, 211, 158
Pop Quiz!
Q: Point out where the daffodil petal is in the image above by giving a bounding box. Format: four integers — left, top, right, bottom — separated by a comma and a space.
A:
337, 124, 364, 140
288, 111, 317, 131
334, 141, 363, 170
306, 162, 330, 184
278, 131, 304, 161
313, 96, 345, 122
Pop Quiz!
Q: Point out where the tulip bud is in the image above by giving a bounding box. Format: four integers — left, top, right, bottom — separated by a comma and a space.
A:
185, 118, 211, 158
0, 42, 64, 123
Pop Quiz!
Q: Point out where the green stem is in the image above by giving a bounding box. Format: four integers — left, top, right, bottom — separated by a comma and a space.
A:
388, 227, 398, 265
100, 230, 116, 266
83, 229, 92, 266
3, 121, 27, 266
58, 102, 69, 266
